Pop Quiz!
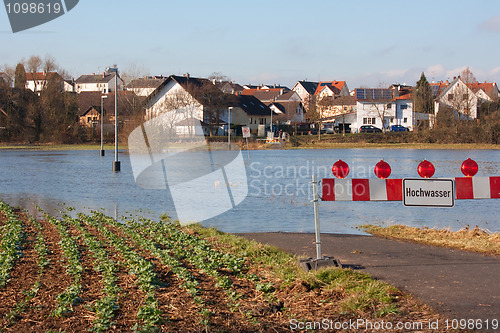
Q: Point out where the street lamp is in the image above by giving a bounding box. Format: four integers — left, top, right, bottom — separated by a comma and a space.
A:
228, 106, 232, 150
106, 66, 120, 172
100, 94, 107, 156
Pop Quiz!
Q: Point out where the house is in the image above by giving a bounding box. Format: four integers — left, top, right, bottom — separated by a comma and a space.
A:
25, 71, 74, 94
75, 72, 124, 94
79, 106, 103, 127
126, 76, 167, 97
145, 74, 273, 136
267, 91, 305, 124
291, 80, 319, 110
318, 95, 357, 130
468, 81, 499, 103
434, 77, 478, 120
216, 81, 244, 95
355, 88, 420, 131
229, 95, 274, 132
240, 88, 286, 101
77, 91, 146, 124
145, 74, 210, 121
314, 81, 350, 99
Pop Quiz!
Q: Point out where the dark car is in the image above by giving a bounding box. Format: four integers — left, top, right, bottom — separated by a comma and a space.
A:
390, 125, 409, 132
308, 129, 327, 135
359, 125, 382, 133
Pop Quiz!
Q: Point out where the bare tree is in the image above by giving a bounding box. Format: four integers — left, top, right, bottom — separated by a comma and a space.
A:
1, 64, 15, 87
26, 55, 42, 92
121, 63, 149, 85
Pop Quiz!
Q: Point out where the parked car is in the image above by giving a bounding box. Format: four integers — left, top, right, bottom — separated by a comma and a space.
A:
390, 125, 409, 132
359, 125, 382, 133
308, 128, 327, 135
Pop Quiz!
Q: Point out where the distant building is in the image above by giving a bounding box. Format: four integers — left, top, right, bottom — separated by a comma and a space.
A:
25, 71, 74, 94
126, 76, 167, 97
75, 72, 124, 94
291, 80, 319, 110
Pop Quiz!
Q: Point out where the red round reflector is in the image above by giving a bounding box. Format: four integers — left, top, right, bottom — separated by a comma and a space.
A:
461, 158, 478, 177
332, 160, 349, 179
374, 160, 391, 179
417, 160, 435, 178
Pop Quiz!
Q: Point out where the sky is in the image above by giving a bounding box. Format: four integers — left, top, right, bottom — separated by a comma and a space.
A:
2, 0, 500, 89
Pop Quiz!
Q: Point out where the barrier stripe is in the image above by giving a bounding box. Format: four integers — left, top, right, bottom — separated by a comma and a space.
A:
456, 177, 473, 199
353, 179, 370, 201
322, 177, 499, 201
491, 177, 500, 198
386, 179, 403, 201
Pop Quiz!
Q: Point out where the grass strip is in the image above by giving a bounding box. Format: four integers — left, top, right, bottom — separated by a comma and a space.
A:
360, 224, 500, 255
186, 224, 402, 316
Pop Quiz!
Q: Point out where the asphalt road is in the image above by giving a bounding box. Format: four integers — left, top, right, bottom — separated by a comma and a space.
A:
238, 232, 500, 328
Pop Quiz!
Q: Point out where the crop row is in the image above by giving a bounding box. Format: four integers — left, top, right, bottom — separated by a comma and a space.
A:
0, 201, 25, 288
3, 215, 49, 328
89, 212, 214, 325
62, 214, 120, 333
45, 214, 84, 317
78, 212, 163, 332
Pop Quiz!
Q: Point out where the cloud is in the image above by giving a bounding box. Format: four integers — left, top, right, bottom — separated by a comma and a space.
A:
479, 16, 500, 32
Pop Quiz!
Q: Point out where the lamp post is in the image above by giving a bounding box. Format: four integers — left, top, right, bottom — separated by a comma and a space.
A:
228, 107, 232, 150
106, 66, 120, 172
100, 94, 107, 156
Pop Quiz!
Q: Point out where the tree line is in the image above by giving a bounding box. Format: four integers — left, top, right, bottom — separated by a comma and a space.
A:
1, 56, 80, 143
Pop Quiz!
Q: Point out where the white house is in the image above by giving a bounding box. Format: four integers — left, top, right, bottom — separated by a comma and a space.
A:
354, 88, 427, 131
145, 75, 273, 136
126, 76, 166, 97
434, 77, 478, 120
75, 72, 124, 94
291, 80, 319, 110
145, 74, 206, 121
25, 71, 74, 94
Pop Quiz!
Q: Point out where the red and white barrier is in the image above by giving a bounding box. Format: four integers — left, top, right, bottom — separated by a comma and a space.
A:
321, 177, 500, 201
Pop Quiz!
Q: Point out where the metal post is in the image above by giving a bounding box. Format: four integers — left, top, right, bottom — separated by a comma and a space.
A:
246, 137, 250, 159
100, 95, 107, 156
228, 107, 232, 150
111, 68, 120, 172
312, 174, 321, 260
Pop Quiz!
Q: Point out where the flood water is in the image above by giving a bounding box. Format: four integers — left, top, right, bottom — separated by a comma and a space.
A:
0, 148, 499, 235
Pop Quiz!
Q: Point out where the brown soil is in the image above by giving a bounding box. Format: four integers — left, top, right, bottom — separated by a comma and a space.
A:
0, 208, 448, 332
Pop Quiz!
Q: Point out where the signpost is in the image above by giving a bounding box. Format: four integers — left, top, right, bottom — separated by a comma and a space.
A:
242, 126, 250, 158
312, 158, 500, 271
403, 178, 455, 207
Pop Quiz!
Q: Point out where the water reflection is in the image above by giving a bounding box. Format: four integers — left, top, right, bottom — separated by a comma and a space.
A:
0, 148, 499, 234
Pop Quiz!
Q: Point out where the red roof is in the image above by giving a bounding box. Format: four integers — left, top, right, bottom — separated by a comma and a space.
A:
395, 93, 413, 100
467, 82, 498, 99
314, 81, 346, 95
25, 72, 61, 81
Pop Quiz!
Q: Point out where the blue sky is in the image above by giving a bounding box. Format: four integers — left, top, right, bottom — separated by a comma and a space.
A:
2, 0, 500, 88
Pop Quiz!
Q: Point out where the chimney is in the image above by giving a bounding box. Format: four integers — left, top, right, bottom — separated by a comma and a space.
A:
103, 72, 105, 78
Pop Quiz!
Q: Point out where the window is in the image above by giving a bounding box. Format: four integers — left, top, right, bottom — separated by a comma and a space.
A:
448, 94, 454, 101
390, 117, 394, 123
403, 117, 407, 123
386, 103, 392, 109
363, 117, 377, 125
400, 104, 408, 110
